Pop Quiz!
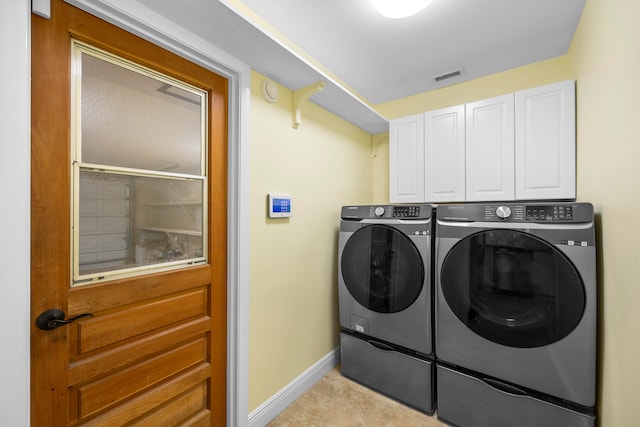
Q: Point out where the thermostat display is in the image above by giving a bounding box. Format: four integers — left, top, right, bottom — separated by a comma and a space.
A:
268, 194, 292, 218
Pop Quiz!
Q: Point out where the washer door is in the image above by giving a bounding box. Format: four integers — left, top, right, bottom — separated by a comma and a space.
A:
341, 224, 424, 313
441, 229, 585, 348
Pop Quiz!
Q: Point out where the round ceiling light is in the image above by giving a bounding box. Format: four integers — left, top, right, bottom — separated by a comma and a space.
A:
372, 0, 433, 19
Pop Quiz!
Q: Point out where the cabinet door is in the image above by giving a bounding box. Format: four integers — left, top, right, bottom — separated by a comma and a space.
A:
424, 105, 465, 202
465, 94, 515, 201
389, 114, 425, 203
515, 80, 576, 200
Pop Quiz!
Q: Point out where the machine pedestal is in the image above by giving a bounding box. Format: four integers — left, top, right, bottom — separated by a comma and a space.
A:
437, 363, 595, 427
340, 331, 435, 414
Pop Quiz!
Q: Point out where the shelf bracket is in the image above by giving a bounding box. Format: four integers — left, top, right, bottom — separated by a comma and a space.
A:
292, 81, 325, 129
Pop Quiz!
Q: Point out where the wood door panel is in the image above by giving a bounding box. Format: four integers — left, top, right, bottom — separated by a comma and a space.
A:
75, 338, 207, 419
68, 317, 210, 385
76, 365, 211, 426
130, 383, 207, 426
75, 287, 208, 354
67, 266, 212, 315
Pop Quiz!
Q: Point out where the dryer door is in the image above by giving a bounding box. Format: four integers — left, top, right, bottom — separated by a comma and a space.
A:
341, 224, 424, 313
441, 229, 585, 348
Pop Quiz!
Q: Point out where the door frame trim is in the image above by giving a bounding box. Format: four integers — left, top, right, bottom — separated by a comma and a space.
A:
2, 1, 31, 425
63, 1, 251, 425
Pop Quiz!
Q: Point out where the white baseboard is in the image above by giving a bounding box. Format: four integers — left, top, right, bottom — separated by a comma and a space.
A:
248, 347, 341, 427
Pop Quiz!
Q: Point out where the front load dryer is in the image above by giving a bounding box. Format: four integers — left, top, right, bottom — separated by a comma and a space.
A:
338, 204, 435, 414
435, 202, 597, 427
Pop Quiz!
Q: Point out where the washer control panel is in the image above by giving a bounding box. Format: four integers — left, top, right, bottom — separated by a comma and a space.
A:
341, 204, 432, 220
368, 205, 422, 218
392, 205, 422, 218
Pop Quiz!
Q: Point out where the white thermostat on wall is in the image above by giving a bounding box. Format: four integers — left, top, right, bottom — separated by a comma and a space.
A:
268, 193, 293, 218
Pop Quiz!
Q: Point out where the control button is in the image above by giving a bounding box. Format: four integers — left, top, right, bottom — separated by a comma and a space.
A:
496, 206, 512, 219
393, 206, 420, 217
374, 207, 385, 217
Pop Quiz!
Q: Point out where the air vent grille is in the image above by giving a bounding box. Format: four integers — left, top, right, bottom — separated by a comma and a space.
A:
432, 68, 464, 83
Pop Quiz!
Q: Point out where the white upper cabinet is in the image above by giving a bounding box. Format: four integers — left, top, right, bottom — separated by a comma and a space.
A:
389, 113, 425, 203
465, 94, 515, 201
424, 105, 466, 202
388, 81, 576, 203
515, 80, 576, 200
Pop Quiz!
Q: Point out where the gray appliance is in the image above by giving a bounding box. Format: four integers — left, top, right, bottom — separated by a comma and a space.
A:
338, 204, 434, 414
435, 202, 597, 427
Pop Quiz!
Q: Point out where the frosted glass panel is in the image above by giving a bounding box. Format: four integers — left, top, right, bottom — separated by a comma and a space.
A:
78, 170, 205, 277
81, 53, 204, 175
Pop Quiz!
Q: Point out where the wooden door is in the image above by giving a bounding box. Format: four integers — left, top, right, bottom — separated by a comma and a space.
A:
31, 1, 228, 425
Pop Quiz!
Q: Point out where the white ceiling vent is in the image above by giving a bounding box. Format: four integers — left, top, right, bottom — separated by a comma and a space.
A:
431, 68, 464, 84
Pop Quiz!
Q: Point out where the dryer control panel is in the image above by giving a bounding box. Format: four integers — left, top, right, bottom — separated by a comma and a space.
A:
525, 205, 573, 221
437, 202, 593, 223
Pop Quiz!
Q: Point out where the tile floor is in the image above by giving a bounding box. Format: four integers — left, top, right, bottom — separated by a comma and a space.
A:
267, 367, 448, 426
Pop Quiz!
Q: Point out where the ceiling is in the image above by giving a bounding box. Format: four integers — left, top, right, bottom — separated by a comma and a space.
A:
237, 0, 586, 104
127, 0, 586, 133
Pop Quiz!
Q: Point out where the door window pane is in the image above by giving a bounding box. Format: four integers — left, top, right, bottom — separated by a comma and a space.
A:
72, 41, 208, 285
80, 49, 204, 175
78, 171, 204, 277
441, 230, 585, 348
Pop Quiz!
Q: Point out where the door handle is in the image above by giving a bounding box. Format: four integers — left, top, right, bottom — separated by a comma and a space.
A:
35, 308, 94, 331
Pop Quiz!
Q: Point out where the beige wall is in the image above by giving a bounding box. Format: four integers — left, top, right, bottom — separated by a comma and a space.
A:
248, 71, 373, 410
376, 56, 573, 121
569, 0, 640, 425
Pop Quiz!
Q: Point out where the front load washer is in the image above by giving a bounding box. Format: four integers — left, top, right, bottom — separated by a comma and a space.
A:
338, 204, 435, 413
339, 204, 433, 355
435, 202, 597, 427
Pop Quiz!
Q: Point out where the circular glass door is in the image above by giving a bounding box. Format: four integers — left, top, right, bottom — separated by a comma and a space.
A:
441, 229, 585, 348
341, 224, 424, 313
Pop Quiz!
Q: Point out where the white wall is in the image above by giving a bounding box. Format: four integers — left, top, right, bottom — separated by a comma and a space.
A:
0, 0, 30, 425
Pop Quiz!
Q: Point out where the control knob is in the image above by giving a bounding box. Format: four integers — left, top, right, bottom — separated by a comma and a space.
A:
374, 207, 385, 217
495, 206, 512, 219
